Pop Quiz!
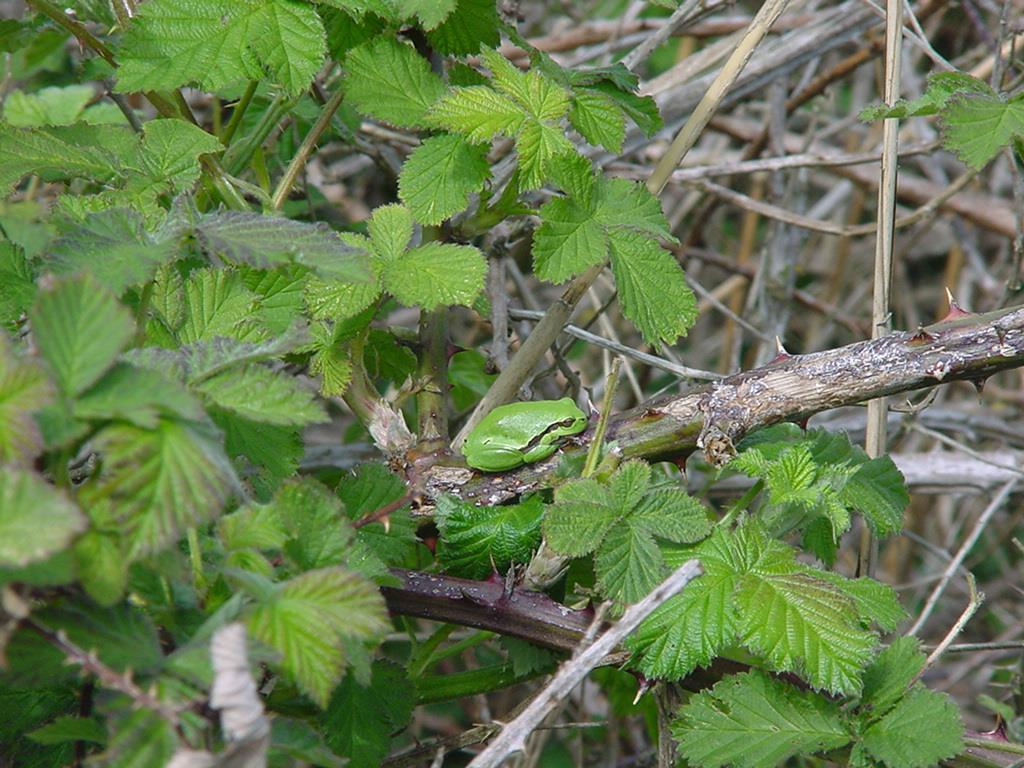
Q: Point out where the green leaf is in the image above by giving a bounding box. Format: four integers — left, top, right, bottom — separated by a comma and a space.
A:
241, 265, 309, 334
219, 502, 286, 551
0, 332, 53, 466
336, 463, 418, 567
570, 89, 625, 152
588, 81, 663, 137
398, 133, 491, 225
247, 566, 389, 707
0, 241, 35, 327
321, 661, 415, 768
30, 273, 135, 396
860, 636, 926, 717
100, 708, 175, 768
270, 478, 358, 572
860, 71, 994, 120
384, 242, 486, 309
429, 86, 525, 141
735, 560, 876, 696
595, 519, 664, 603
532, 196, 606, 283
305, 273, 381, 321
176, 268, 263, 344
941, 92, 1024, 169
117, 0, 326, 94
426, 0, 500, 54
820, 574, 906, 632
215, 411, 302, 497
2, 84, 96, 127
85, 418, 238, 556
0, 124, 122, 192
128, 326, 311, 383
435, 494, 544, 579
594, 178, 676, 241
344, 37, 447, 128
195, 365, 328, 426
367, 203, 413, 262
543, 478, 620, 557
861, 686, 963, 768
136, 118, 222, 192
270, 717, 347, 768
74, 362, 205, 427
673, 671, 849, 768
629, 522, 877, 692
399, 0, 457, 28
626, 562, 737, 678
44, 208, 177, 294
532, 173, 679, 287
631, 489, 711, 543
841, 456, 909, 536
41, 601, 165, 673
0, 468, 85, 567
73, 530, 129, 606
194, 211, 372, 283
28, 716, 106, 746
608, 230, 697, 345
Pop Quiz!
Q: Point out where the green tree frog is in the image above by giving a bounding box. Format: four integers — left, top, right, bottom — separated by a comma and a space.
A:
462, 398, 589, 472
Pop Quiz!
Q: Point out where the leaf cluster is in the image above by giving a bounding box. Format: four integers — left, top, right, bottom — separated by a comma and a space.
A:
726, 424, 909, 564
861, 71, 1024, 169
672, 639, 964, 768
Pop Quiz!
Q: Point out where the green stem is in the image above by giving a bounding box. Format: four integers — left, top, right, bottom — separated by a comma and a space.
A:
271, 86, 345, 210
407, 624, 456, 678
221, 81, 258, 145
583, 357, 622, 478
719, 479, 764, 527
186, 527, 207, 599
414, 663, 546, 705
222, 92, 298, 176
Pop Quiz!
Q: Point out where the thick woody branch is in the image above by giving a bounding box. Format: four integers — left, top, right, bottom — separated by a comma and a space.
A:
425, 304, 1024, 505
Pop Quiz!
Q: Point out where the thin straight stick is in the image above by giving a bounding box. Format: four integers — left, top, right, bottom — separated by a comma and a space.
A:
860, 0, 904, 577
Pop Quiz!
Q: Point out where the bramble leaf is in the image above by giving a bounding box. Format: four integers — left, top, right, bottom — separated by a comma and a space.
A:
426, 0, 500, 54
247, 566, 389, 707
30, 273, 135, 396
570, 89, 625, 152
0, 124, 123, 192
344, 37, 447, 128
435, 494, 544, 579
0, 468, 85, 567
398, 133, 491, 225
321, 661, 414, 768
595, 520, 665, 603
860, 71, 994, 120
85, 418, 238, 557
2, 84, 96, 127
543, 478, 620, 557
45, 208, 176, 294
194, 211, 372, 283
0, 332, 53, 466
608, 230, 697, 345
859, 636, 926, 717
429, 86, 525, 141
195, 365, 328, 427
135, 118, 222, 193
629, 522, 881, 693
941, 92, 1024, 170
384, 242, 486, 309
673, 671, 849, 768
546, 461, 710, 603
861, 686, 963, 768
117, 0, 326, 94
